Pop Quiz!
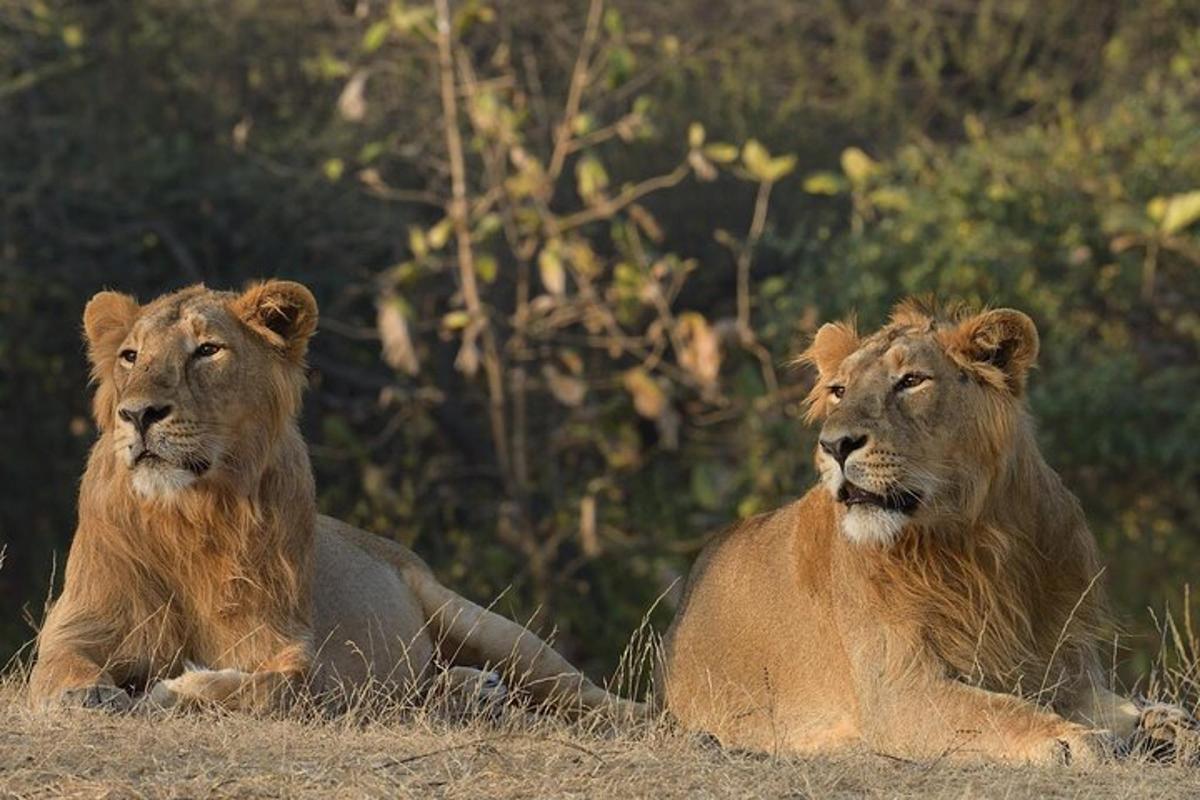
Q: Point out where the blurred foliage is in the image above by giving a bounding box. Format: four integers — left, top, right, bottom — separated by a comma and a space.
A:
2, 0, 1199, 685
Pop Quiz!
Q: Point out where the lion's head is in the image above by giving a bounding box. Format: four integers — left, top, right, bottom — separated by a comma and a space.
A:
82, 280, 317, 500
800, 299, 1041, 546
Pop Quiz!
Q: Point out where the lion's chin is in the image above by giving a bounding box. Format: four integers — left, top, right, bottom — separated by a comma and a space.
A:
840, 505, 909, 547
131, 465, 198, 500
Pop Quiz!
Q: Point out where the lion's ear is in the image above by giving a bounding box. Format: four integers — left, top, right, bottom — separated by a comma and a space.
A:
83, 291, 140, 369
233, 280, 318, 361
796, 319, 859, 423
797, 319, 859, 380
83, 291, 140, 431
945, 308, 1039, 395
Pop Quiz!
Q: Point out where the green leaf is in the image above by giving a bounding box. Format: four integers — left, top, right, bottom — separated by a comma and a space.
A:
603, 8, 623, 35
1147, 197, 1168, 223
476, 253, 498, 284
741, 139, 773, 182
362, 20, 390, 53
840, 147, 878, 183
1160, 190, 1200, 234
408, 226, 428, 259
390, 4, 435, 36
473, 212, 502, 240
442, 310, 471, 330
606, 46, 635, 87
538, 246, 566, 295
571, 113, 594, 136
575, 155, 609, 202
764, 154, 797, 181
869, 186, 910, 211
358, 141, 386, 163
322, 158, 345, 182
61, 24, 84, 49
802, 171, 846, 195
703, 143, 739, 163
427, 218, 453, 250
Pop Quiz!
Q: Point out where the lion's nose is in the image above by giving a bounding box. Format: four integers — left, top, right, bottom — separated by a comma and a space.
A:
819, 434, 868, 467
118, 403, 172, 437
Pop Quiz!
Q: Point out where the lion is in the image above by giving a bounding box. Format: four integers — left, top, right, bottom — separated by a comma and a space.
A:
659, 300, 1194, 765
29, 280, 642, 719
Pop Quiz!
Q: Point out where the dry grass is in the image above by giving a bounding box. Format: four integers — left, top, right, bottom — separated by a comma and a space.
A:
3, 592, 1197, 798
1, 674, 1197, 800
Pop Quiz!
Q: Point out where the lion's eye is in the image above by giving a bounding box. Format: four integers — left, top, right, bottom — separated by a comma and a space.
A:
119, 349, 137, 365
194, 342, 223, 359
895, 373, 928, 391
829, 385, 846, 400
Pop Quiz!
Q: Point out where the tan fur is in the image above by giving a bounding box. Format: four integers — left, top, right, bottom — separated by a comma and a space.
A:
30, 281, 640, 718
660, 300, 1146, 765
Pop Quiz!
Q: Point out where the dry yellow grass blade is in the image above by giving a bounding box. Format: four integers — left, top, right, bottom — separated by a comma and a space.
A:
1, 675, 1197, 800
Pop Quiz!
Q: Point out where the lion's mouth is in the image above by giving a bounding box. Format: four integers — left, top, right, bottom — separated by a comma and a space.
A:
132, 449, 211, 476
837, 482, 922, 514
133, 450, 165, 467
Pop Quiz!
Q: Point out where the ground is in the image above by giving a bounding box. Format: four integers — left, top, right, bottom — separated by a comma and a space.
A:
1, 682, 1197, 799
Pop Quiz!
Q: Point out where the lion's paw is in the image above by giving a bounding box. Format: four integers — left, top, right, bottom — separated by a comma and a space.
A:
1129, 701, 1199, 763
470, 669, 509, 714
144, 667, 249, 710
59, 684, 133, 712
1020, 726, 1111, 767
438, 666, 510, 720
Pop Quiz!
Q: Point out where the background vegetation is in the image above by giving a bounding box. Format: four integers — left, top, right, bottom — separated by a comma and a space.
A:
2, 0, 1199, 693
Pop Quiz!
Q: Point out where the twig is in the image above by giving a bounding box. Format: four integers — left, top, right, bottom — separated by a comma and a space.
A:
730, 178, 780, 397
546, 0, 605, 181
553, 163, 690, 233
737, 180, 773, 341
392, 737, 495, 765
0, 56, 89, 100
434, 0, 514, 488
456, 50, 534, 493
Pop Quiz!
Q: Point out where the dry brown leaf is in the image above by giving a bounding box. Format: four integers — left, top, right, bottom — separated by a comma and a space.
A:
542, 364, 587, 407
337, 70, 368, 122
675, 312, 720, 385
455, 337, 480, 377
377, 297, 419, 376
623, 367, 666, 419
579, 494, 600, 557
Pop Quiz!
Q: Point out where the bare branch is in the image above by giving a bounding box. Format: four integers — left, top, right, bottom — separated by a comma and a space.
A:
435, 0, 513, 487
546, 0, 604, 181
553, 163, 690, 234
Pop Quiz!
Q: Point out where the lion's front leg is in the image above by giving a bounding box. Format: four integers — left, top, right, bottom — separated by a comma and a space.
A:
862, 674, 1113, 766
29, 613, 132, 713
30, 649, 128, 711
1061, 682, 1140, 740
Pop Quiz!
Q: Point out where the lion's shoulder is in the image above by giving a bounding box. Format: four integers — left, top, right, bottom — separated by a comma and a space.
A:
673, 489, 836, 621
